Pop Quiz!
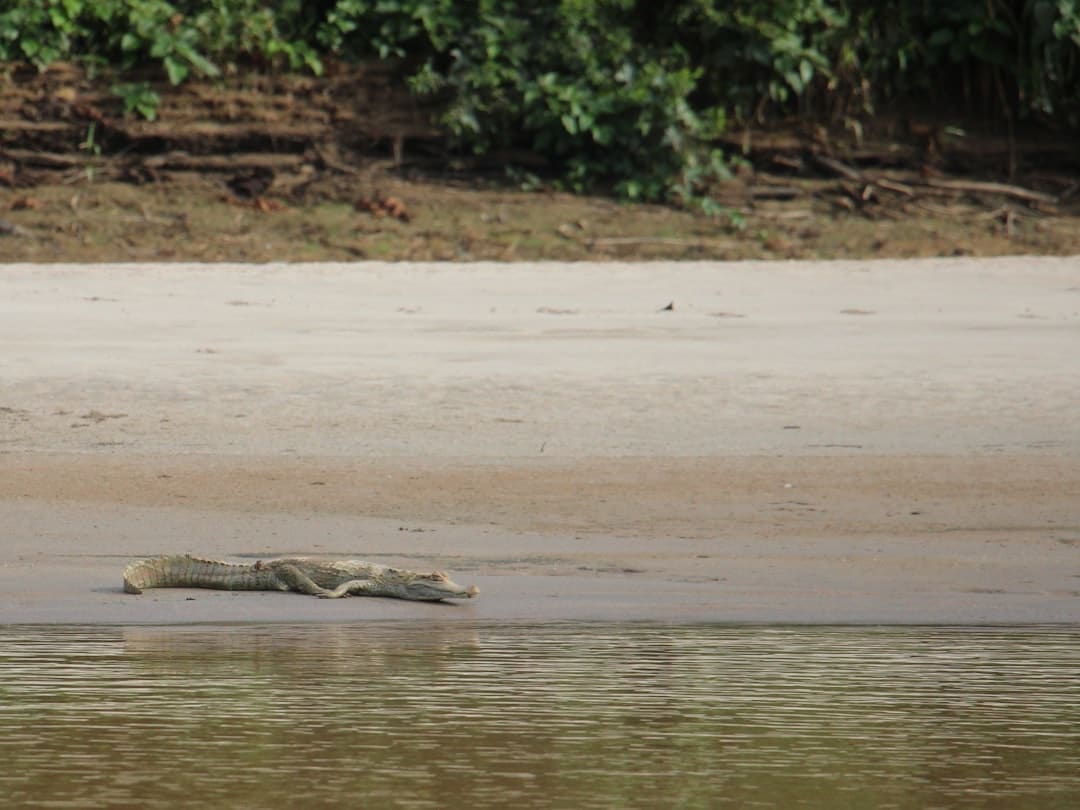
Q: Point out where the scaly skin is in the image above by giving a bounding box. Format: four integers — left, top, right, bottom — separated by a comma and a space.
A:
123, 555, 479, 602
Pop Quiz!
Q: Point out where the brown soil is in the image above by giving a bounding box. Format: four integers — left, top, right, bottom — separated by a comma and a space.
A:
3, 61, 1080, 262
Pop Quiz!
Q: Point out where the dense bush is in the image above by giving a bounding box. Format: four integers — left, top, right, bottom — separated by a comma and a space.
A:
634, 0, 1080, 127
0, 1, 323, 80
2, 1, 1079, 202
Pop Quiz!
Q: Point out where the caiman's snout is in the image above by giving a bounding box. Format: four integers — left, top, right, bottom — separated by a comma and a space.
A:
435, 582, 478, 600
421, 571, 478, 600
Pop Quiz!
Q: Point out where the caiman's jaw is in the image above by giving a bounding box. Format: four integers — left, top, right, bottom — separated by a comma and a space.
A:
406, 571, 479, 601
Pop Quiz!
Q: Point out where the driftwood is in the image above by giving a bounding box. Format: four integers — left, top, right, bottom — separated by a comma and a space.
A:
920, 177, 1057, 204
122, 121, 326, 141
802, 152, 1053, 205
0, 119, 75, 134
141, 152, 308, 171
735, 140, 1062, 223
812, 154, 863, 182
1, 148, 89, 167
875, 178, 915, 196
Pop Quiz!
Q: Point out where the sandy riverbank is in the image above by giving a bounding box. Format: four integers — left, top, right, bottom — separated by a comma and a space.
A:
2, 259, 1078, 623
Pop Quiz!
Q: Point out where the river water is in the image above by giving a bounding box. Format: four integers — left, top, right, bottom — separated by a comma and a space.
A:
1, 623, 1077, 809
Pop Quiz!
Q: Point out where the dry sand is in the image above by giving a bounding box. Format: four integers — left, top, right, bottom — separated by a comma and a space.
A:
1, 258, 1078, 624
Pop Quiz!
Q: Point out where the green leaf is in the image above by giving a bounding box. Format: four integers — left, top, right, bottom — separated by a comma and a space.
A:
174, 41, 221, 78
163, 56, 188, 85
591, 124, 613, 145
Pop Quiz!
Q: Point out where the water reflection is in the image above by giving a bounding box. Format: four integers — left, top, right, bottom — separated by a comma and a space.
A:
1, 624, 1077, 809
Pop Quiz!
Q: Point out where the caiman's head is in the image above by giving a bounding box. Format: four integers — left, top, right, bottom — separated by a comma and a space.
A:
399, 570, 479, 602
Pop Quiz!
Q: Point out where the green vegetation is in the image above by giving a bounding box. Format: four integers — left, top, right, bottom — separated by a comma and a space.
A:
2, 1, 1079, 204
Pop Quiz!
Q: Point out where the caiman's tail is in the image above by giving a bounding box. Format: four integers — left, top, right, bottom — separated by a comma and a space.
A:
123, 555, 270, 594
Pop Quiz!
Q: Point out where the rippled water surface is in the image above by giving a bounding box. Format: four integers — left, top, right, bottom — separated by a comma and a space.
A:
1, 624, 1078, 809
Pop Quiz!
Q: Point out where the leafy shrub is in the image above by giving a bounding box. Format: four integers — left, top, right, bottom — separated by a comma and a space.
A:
637, 0, 845, 121
310, 0, 729, 203
917, 0, 1080, 127
409, 2, 728, 202
111, 81, 162, 120
2, 1, 1079, 200
0, 0, 322, 82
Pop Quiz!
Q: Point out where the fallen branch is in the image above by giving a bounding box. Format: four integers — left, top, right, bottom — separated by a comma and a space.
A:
120, 121, 325, 141
770, 154, 805, 172
0, 119, 76, 134
311, 143, 361, 175
812, 154, 862, 182
921, 177, 1056, 204
875, 177, 915, 196
142, 152, 307, 171
0, 149, 88, 168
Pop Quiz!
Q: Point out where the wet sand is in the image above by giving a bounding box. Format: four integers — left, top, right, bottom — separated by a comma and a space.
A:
2, 258, 1078, 623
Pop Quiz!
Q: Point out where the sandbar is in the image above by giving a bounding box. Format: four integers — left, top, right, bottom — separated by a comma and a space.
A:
1, 258, 1077, 624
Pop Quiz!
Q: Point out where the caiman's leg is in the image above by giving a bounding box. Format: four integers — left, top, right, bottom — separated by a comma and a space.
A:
316, 579, 379, 599
268, 563, 336, 597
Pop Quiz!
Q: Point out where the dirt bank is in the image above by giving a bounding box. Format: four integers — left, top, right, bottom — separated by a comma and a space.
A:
3, 63, 1080, 262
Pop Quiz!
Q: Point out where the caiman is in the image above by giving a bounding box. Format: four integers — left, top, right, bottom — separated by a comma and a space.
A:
123, 555, 479, 602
